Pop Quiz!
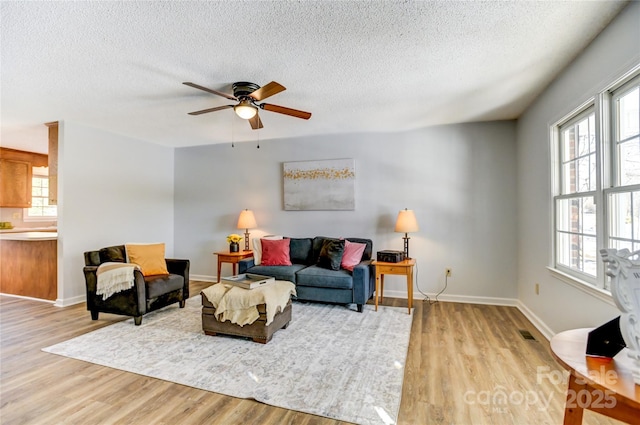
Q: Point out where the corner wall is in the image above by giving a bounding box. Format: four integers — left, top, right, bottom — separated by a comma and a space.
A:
175, 121, 517, 303
516, 2, 640, 337
57, 122, 175, 305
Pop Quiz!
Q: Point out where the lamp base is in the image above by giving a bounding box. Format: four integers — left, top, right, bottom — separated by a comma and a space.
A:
403, 235, 410, 259
244, 231, 250, 251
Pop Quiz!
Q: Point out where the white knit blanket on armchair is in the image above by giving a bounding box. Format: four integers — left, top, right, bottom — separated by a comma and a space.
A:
96, 262, 140, 300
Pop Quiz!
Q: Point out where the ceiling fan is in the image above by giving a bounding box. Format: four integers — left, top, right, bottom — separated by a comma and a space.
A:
183, 81, 312, 130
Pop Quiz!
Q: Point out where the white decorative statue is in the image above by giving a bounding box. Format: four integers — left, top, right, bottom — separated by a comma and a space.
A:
600, 248, 640, 385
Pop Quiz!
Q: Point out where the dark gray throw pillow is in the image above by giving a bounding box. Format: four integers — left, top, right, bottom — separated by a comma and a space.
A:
317, 239, 345, 271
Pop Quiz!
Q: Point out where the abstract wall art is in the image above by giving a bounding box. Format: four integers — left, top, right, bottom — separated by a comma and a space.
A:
283, 159, 355, 210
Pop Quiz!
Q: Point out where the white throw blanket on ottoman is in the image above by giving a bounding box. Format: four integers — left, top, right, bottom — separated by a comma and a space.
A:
96, 262, 140, 300
201, 281, 296, 326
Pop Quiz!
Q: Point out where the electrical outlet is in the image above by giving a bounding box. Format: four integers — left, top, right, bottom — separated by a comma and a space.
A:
445, 268, 452, 277
12, 212, 20, 219
535, 283, 540, 295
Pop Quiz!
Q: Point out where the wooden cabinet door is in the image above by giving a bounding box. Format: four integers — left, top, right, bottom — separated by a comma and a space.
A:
0, 158, 32, 208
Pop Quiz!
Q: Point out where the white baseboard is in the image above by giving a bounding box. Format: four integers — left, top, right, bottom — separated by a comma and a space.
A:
191, 274, 217, 283
515, 300, 555, 341
54, 294, 85, 307
384, 289, 518, 307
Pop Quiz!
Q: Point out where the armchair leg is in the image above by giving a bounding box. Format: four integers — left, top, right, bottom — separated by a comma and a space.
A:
357, 304, 363, 313
179, 300, 186, 308
134, 316, 142, 326
90, 310, 99, 320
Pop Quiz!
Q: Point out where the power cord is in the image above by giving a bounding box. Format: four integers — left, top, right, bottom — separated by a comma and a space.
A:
415, 260, 448, 305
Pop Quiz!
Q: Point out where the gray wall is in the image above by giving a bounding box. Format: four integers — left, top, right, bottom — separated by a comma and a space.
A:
516, 2, 640, 336
57, 121, 175, 305
175, 121, 518, 302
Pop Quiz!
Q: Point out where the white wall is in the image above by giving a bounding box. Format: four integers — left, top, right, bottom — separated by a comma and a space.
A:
175, 121, 517, 303
56, 122, 175, 305
516, 2, 640, 337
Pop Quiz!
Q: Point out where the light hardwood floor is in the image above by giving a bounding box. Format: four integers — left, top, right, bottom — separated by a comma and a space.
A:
0, 281, 625, 425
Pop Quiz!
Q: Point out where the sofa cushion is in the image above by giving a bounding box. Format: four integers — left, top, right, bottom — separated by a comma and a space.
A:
126, 243, 169, 276
246, 264, 307, 283
252, 235, 283, 265
317, 239, 345, 270
261, 239, 292, 266
341, 239, 367, 271
296, 265, 353, 290
99, 245, 126, 264
345, 238, 373, 261
145, 273, 184, 299
287, 237, 313, 265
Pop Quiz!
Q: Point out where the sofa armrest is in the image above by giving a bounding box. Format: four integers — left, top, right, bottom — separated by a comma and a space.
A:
238, 258, 255, 274
166, 259, 190, 299
352, 260, 374, 305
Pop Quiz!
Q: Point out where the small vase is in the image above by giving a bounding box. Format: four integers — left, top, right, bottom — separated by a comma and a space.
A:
229, 242, 239, 253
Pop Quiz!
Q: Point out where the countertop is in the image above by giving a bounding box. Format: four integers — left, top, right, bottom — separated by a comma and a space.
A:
0, 226, 57, 234
0, 232, 58, 241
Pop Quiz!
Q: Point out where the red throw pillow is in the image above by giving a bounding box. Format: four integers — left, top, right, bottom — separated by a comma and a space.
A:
260, 238, 292, 266
341, 239, 367, 271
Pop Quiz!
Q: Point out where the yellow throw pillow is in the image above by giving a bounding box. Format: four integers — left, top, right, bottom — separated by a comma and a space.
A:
125, 243, 169, 276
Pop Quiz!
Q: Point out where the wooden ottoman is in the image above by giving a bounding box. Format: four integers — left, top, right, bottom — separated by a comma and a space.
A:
201, 294, 292, 344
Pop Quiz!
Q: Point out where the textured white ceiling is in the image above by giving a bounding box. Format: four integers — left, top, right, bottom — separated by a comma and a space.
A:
0, 1, 629, 152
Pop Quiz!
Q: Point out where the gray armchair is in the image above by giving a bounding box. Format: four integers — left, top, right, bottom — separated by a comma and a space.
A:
83, 245, 190, 325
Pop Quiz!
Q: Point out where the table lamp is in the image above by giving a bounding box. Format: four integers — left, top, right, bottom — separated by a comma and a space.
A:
237, 209, 257, 251
395, 208, 419, 259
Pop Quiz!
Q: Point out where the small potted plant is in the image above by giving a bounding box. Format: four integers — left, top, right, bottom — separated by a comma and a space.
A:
226, 233, 243, 252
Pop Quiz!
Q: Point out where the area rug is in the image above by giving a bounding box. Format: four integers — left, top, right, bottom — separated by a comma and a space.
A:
43, 296, 413, 425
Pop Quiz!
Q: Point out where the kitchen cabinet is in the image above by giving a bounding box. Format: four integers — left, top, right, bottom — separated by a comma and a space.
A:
0, 232, 58, 300
0, 148, 48, 208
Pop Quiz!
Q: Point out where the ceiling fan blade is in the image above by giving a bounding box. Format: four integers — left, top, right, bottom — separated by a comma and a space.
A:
249, 113, 264, 130
183, 82, 237, 101
261, 103, 312, 120
249, 81, 286, 101
188, 105, 233, 115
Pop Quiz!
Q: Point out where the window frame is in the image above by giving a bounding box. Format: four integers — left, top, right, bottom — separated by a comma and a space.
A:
23, 168, 57, 222
550, 66, 640, 299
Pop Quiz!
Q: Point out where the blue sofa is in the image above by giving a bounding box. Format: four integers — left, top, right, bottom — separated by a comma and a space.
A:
238, 236, 375, 312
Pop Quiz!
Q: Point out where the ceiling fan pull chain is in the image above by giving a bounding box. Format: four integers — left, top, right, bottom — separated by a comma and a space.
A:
257, 129, 260, 149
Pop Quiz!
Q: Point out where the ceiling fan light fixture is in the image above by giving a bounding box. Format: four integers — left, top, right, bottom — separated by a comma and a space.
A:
234, 101, 258, 119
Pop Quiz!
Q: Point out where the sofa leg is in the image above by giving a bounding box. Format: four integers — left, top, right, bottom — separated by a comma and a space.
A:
357, 304, 363, 313
179, 300, 186, 308
90, 310, 99, 320
134, 316, 142, 326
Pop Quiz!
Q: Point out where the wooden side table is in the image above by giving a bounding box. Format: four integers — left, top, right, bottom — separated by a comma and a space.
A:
550, 328, 640, 424
371, 259, 416, 314
213, 250, 253, 282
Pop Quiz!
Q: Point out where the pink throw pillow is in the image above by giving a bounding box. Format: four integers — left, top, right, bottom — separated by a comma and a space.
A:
341, 239, 366, 271
260, 238, 292, 266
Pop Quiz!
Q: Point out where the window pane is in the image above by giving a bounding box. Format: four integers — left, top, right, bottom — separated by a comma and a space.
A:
32, 187, 42, 197
609, 191, 633, 239
42, 206, 57, 216
619, 86, 639, 141
556, 232, 597, 277
556, 197, 596, 234
563, 127, 576, 161
619, 137, 640, 186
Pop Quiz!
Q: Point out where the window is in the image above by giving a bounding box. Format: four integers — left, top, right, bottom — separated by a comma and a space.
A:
552, 70, 640, 292
554, 109, 598, 280
607, 76, 640, 254
24, 169, 57, 220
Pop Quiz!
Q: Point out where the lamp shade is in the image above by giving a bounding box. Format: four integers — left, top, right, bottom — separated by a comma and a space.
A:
394, 209, 419, 233
237, 209, 257, 229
